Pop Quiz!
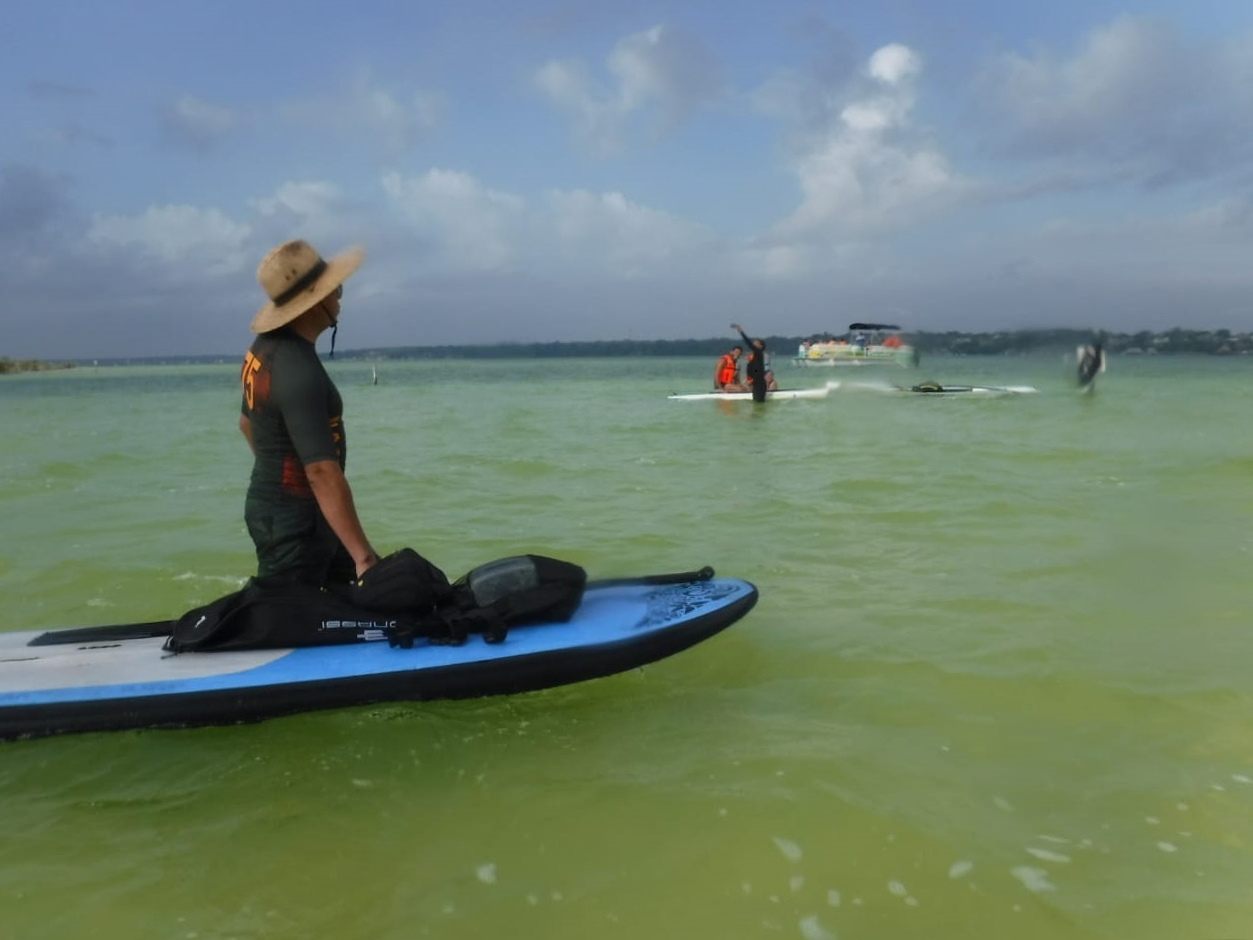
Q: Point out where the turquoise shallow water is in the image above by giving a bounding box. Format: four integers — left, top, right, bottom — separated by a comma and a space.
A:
2, 353, 1252, 939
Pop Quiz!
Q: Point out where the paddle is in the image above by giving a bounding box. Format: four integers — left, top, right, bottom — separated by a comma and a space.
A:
587, 566, 714, 588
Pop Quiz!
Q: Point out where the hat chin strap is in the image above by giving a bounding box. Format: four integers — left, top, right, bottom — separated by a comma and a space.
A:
316, 298, 339, 359
325, 307, 340, 363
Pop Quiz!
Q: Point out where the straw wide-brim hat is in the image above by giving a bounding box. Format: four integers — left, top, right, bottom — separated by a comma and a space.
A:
251, 239, 364, 333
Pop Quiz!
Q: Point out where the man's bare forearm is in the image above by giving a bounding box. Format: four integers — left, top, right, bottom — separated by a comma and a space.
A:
304, 459, 378, 576
239, 414, 255, 454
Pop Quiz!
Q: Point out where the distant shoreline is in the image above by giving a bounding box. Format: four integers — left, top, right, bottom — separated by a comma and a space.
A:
0, 358, 75, 375
13, 327, 1253, 368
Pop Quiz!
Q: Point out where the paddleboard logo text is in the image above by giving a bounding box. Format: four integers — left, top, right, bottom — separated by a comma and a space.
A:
321, 620, 395, 643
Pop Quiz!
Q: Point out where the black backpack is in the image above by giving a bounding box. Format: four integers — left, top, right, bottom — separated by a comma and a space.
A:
165, 551, 585, 652
164, 579, 418, 652
389, 554, 587, 648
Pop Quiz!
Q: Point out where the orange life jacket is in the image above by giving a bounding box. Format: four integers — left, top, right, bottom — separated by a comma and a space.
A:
716, 354, 738, 386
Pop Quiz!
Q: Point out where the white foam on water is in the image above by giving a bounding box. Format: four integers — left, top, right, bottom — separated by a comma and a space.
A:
1176, 803, 1189, 811
1036, 834, 1069, 844
826, 890, 841, 907
1145, 816, 1160, 825
905, 896, 919, 907
741, 882, 753, 896
174, 572, 244, 586
852, 898, 863, 906
475, 863, 496, 885
948, 860, 974, 879
1211, 784, 1226, 791
993, 796, 1014, 812
551, 891, 563, 902
1157, 842, 1178, 853
799, 914, 837, 940
526, 894, 539, 906
773, 837, 803, 863
887, 880, 908, 897
1026, 848, 1071, 864
1011, 867, 1056, 893
790, 876, 805, 893
1233, 774, 1251, 784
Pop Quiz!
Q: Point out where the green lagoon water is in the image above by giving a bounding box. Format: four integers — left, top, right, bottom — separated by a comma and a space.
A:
1, 353, 1252, 939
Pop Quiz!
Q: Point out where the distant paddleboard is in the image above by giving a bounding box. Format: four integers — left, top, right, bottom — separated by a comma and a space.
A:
895, 383, 1039, 396
669, 384, 835, 402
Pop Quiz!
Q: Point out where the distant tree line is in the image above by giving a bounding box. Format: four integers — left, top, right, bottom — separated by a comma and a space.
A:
0, 358, 75, 375
348, 327, 1253, 361
909, 327, 1253, 356
17, 327, 1253, 369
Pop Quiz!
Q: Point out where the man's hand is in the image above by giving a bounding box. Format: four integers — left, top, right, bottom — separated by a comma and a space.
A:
354, 551, 380, 580
304, 460, 378, 581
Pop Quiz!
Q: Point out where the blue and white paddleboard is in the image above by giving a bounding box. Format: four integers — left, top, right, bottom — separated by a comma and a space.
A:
0, 573, 757, 741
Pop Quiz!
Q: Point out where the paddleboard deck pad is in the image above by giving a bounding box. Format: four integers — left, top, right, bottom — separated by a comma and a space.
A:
0, 572, 757, 741
669, 386, 832, 401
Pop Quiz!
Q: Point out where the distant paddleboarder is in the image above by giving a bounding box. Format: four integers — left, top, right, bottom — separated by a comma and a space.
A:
1077, 341, 1106, 392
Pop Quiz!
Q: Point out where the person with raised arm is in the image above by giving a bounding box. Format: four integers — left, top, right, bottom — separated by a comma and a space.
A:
731, 323, 769, 403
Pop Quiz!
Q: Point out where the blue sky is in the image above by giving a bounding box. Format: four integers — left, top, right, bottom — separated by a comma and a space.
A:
3, 0, 1252, 358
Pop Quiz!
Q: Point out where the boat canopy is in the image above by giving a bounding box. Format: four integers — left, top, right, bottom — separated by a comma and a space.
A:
848, 322, 902, 332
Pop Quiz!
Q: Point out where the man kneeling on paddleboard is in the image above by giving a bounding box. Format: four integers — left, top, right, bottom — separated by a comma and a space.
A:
239, 239, 382, 588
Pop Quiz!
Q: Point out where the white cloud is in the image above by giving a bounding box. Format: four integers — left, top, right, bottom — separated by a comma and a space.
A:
764, 43, 967, 256
380, 168, 716, 280
544, 189, 712, 275
383, 169, 526, 273
749, 69, 807, 122
283, 72, 443, 158
87, 205, 252, 278
160, 95, 236, 152
535, 59, 622, 153
535, 24, 719, 155
1185, 195, 1253, 233
981, 16, 1253, 184
350, 75, 443, 157
250, 181, 346, 243
735, 244, 812, 280
868, 44, 920, 85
